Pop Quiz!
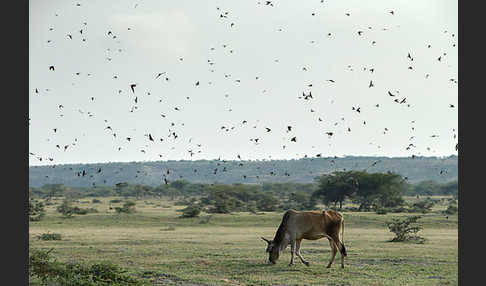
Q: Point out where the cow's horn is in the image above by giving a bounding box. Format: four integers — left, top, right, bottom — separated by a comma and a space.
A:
261, 237, 270, 243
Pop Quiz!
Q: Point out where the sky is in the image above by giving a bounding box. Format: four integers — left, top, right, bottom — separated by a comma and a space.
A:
29, 0, 458, 166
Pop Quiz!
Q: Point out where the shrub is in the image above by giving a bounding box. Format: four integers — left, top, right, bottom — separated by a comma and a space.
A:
390, 206, 408, 213
92, 199, 102, 204
72, 207, 98, 215
443, 204, 458, 215
115, 201, 136, 214
37, 232, 62, 241
56, 199, 74, 218
72, 207, 88, 215
256, 193, 280, 212
386, 215, 425, 243
199, 215, 213, 224
29, 248, 150, 286
110, 199, 123, 203
409, 198, 436, 213
29, 198, 46, 221
375, 208, 388, 215
179, 204, 202, 218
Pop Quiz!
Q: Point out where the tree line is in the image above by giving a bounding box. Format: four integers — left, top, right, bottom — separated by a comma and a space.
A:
29, 171, 458, 218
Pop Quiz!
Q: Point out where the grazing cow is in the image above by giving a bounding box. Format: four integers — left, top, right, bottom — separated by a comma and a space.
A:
261, 209, 347, 268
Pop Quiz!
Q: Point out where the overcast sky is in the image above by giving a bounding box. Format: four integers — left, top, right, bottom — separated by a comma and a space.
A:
29, 0, 457, 166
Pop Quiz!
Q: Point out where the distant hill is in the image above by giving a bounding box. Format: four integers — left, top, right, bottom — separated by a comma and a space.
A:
29, 156, 458, 188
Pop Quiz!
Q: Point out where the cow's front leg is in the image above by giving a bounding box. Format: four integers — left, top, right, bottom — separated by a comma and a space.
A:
288, 239, 295, 266
295, 239, 310, 266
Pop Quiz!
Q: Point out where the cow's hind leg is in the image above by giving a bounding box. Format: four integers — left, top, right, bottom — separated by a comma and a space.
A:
331, 234, 346, 269
295, 239, 310, 266
288, 239, 296, 266
326, 238, 337, 268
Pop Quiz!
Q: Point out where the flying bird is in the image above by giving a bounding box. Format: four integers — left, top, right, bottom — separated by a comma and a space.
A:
130, 84, 136, 93
49, 66, 55, 71
369, 80, 374, 88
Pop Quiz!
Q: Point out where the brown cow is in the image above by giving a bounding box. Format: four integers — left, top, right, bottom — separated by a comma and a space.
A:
261, 209, 347, 268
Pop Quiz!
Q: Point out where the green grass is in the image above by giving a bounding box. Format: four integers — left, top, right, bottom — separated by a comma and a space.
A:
29, 196, 458, 286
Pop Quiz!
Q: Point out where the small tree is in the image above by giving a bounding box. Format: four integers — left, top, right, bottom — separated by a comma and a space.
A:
386, 215, 425, 243
256, 193, 280, 212
29, 198, 46, 221
282, 192, 316, 211
115, 200, 136, 214
179, 203, 202, 218
410, 198, 436, 213
56, 199, 74, 218
443, 204, 458, 215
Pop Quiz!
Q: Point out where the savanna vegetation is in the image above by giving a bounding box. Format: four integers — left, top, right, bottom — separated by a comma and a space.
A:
29, 171, 458, 285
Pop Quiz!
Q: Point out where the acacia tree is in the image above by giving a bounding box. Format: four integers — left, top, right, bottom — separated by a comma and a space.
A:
312, 171, 359, 209
313, 171, 406, 211
352, 171, 406, 211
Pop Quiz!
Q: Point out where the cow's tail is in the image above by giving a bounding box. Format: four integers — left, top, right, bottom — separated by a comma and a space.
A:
339, 218, 347, 257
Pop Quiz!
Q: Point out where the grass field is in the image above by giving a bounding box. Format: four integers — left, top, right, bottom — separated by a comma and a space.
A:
29, 196, 458, 286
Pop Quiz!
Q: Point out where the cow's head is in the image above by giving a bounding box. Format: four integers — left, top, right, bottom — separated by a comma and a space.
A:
261, 237, 279, 264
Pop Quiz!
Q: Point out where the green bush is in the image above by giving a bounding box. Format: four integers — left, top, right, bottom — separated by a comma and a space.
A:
56, 199, 74, 218
375, 208, 388, 215
444, 204, 458, 215
115, 201, 136, 214
29, 198, 46, 221
409, 198, 436, 214
92, 199, 102, 204
37, 232, 62, 241
390, 206, 408, 213
179, 204, 202, 218
110, 199, 123, 203
72, 207, 98, 215
29, 248, 150, 286
386, 215, 425, 243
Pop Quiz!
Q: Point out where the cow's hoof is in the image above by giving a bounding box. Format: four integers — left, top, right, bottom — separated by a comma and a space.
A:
326, 265, 331, 268
288, 263, 294, 267
341, 265, 345, 269
304, 261, 310, 267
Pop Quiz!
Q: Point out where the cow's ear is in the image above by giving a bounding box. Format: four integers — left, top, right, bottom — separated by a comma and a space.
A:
261, 237, 271, 244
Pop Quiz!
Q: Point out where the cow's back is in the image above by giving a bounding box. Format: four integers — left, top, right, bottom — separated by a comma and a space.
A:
285, 211, 325, 240
322, 210, 343, 236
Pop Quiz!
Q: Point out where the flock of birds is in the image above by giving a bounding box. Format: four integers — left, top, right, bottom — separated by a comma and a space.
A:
29, 2, 457, 187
